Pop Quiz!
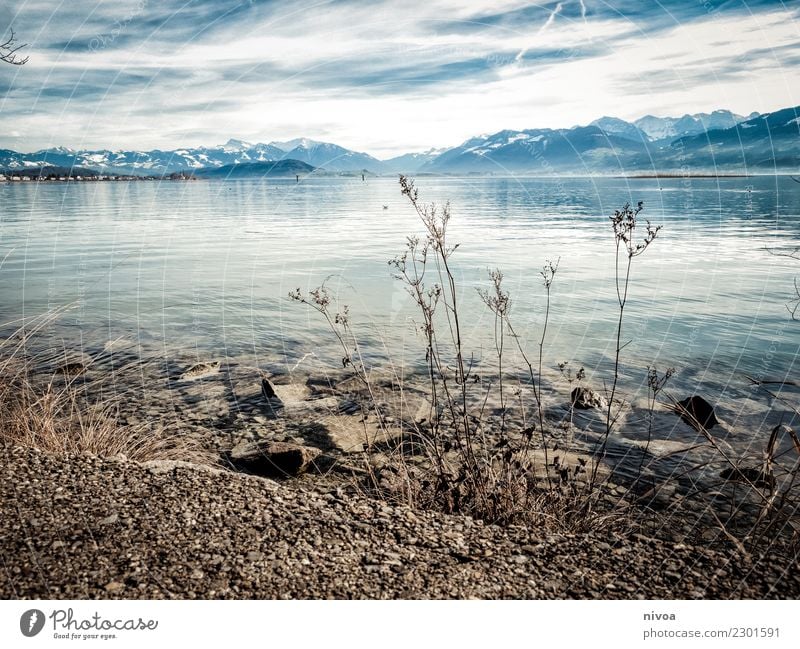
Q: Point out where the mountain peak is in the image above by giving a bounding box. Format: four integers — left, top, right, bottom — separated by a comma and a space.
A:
633, 109, 754, 140
589, 116, 648, 142
43, 145, 75, 154
270, 137, 322, 152
222, 139, 253, 151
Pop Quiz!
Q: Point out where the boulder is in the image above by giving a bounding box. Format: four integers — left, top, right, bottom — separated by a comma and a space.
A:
676, 395, 719, 430
319, 415, 378, 453
570, 387, 608, 410
230, 441, 320, 477
267, 381, 313, 408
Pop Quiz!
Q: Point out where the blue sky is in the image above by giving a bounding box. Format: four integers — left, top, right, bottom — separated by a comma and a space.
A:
1, 0, 799, 155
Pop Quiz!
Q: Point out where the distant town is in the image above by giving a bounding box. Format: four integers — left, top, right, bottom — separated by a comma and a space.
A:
0, 170, 195, 182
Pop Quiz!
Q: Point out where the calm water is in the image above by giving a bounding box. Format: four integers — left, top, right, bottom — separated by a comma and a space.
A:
2, 175, 800, 405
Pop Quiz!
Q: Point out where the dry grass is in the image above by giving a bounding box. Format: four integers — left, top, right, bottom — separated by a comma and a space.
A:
373, 451, 631, 534
0, 327, 218, 466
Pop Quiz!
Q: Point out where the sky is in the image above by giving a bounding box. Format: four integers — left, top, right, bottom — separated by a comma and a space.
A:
1, 0, 799, 157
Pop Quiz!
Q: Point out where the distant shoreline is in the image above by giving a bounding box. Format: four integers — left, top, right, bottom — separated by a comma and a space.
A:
624, 173, 751, 179
4, 171, 799, 182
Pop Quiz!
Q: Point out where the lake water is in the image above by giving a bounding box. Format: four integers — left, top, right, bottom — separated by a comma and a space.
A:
2, 175, 800, 439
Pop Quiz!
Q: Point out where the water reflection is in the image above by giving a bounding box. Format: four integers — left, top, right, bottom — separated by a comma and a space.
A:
1, 175, 799, 397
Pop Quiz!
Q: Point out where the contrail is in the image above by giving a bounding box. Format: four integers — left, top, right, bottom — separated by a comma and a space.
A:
579, 0, 588, 23
515, 2, 564, 63
540, 1, 564, 34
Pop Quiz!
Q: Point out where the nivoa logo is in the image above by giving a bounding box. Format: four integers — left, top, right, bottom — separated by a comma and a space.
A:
20, 609, 46, 637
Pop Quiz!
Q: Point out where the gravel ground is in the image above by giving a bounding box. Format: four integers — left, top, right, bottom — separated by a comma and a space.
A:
1, 443, 798, 599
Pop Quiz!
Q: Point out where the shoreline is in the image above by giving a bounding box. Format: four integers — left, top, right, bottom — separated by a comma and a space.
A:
2, 338, 799, 599
622, 173, 752, 179
2, 444, 797, 599
4, 334, 797, 497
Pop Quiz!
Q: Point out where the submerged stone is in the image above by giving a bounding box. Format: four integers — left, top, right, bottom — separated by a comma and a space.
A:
179, 361, 220, 381
570, 387, 608, 410
676, 395, 719, 430
719, 466, 775, 490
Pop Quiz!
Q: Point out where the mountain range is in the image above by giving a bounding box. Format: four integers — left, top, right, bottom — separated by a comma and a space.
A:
1, 107, 798, 176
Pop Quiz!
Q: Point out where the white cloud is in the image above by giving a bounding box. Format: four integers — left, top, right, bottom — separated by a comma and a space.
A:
1, 1, 798, 156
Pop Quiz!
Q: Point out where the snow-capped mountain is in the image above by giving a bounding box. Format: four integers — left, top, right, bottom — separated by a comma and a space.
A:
270, 138, 319, 152
664, 106, 800, 170
420, 126, 653, 174
0, 141, 287, 174
589, 117, 649, 143
417, 106, 797, 174
1, 106, 796, 176
383, 148, 450, 173
633, 110, 757, 141
274, 140, 385, 172
220, 138, 254, 152
0, 139, 375, 174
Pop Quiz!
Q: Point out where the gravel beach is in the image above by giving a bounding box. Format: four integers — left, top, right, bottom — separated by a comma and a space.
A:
2, 443, 798, 599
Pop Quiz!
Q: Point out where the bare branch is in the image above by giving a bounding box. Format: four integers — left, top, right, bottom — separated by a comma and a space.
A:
1, 28, 29, 66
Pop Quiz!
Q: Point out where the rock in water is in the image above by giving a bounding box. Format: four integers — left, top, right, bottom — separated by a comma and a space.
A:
180, 361, 220, 381
720, 466, 775, 490
261, 376, 277, 400
55, 361, 86, 376
676, 396, 719, 430
230, 441, 319, 477
570, 387, 608, 410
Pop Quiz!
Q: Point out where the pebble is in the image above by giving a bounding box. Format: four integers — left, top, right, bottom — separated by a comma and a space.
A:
1, 444, 797, 600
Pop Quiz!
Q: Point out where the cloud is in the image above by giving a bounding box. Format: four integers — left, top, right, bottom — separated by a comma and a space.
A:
514, 1, 564, 63
0, 0, 798, 155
